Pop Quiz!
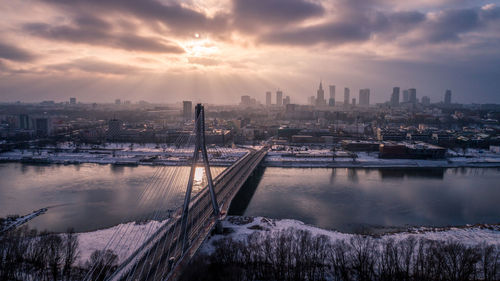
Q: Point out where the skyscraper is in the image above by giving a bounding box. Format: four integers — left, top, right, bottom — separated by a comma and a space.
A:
390, 87, 400, 107
344, 88, 350, 106
444, 90, 452, 105
241, 95, 251, 106
108, 118, 122, 140
359, 89, 370, 107
266, 91, 272, 106
182, 101, 192, 120
283, 96, 291, 105
329, 85, 336, 107
70, 97, 76, 105
403, 90, 409, 103
408, 88, 417, 104
421, 96, 431, 106
316, 82, 326, 107
276, 90, 283, 106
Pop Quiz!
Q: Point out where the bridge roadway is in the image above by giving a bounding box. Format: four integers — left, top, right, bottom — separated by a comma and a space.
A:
108, 147, 268, 281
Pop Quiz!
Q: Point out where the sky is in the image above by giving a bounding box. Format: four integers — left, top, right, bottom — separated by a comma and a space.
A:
0, 0, 499, 104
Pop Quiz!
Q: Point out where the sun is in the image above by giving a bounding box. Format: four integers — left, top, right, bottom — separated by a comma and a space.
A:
194, 33, 200, 38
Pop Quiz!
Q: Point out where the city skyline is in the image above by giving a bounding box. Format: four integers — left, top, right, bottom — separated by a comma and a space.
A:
1, 0, 500, 104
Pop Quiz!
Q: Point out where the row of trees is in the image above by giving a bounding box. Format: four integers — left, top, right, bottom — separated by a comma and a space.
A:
0, 226, 118, 281
182, 228, 500, 281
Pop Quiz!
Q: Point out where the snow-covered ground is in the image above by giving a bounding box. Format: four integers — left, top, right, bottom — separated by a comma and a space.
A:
74, 216, 500, 267
0, 144, 248, 166
75, 220, 166, 267
200, 216, 500, 255
3, 145, 500, 168
265, 149, 500, 168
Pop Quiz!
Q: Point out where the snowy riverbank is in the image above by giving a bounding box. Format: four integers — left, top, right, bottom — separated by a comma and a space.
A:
73, 216, 500, 266
2, 146, 500, 168
200, 216, 500, 255
0, 143, 248, 166
264, 149, 500, 168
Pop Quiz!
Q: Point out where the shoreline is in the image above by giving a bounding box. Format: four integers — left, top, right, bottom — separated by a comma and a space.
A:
1, 157, 500, 169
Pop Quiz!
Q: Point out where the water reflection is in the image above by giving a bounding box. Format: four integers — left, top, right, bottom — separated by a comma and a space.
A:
242, 167, 500, 233
0, 163, 224, 233
378, 168, 445, 179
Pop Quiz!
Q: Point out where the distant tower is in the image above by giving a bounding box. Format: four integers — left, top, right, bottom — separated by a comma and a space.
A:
316, 81, 326, 107
352, 98, 356, 106
403, 90, 409, 103
108, 119, 122, 140
276, 90, 283, 106
283, 96, 291, 105
344, 88, 350, 106
390, 87, 400, 106
183, 101, 193, 120
359, 89, 370, 107
408, 88, 417, 104
266, 91, 272, 106
329, 85, 336, 106
70, 97, 76, 105
421, 96, 431, 106
115, 99, 121, 105
444, 90, 452, 105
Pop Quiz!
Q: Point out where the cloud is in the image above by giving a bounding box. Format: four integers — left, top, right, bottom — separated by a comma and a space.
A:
232, 0, 325, 31
0, 41, 37, 62
39, 0, 229, 35
188, 57, 220, 66
47, 58, 147, 75
23, 19, 185, 54
260, 21, 370, 46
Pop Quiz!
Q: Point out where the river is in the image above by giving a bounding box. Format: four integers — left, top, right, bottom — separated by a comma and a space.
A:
1, 163, 499, 233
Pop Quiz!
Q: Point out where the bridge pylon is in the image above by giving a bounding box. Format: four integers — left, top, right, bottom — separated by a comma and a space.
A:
180, 104, 220, 253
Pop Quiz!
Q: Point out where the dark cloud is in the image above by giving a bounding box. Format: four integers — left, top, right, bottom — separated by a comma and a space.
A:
424, 8, 481, 43
0, 41, 36, 62
260, 21, 370, 46
23, 19, 184, 54
414, 6, 500, 44
259, 9, 426, 46
48, 58, 146, 75
232, 0, 325, 31
39, 0, 229, 35
259, 4, 500, 47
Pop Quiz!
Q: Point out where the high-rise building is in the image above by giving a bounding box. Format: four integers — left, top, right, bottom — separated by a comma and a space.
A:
283, 96, 291, 105
390, 87, 400, 106
421, 96, 431, 106
19, 114, 30, 129
316, 82, 326, 107
115, 99, 121, 105
266, 91, 272, 106
70, 97, 76, 105
241, 95, 251, 106
308, 96, 316, 106
34, 117, 52, 136
107, 119, 122, 140
444, 90, 452, 105
276, 90, 283, 106
344, 88, 350, 106
359, 88, 370, 106
182, 101, 192, 120
408, 88, 417, 104
329, 85, 335, 107
403, 90, 409, 103
352, 98, 356, 106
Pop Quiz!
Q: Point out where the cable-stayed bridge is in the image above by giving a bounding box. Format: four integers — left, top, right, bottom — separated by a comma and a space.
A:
85, 104, 267, 281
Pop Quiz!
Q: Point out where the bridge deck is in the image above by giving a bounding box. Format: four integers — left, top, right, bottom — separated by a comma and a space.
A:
108, 147, 267, 281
